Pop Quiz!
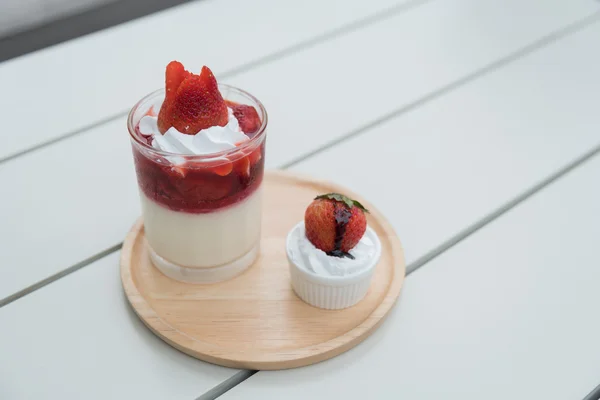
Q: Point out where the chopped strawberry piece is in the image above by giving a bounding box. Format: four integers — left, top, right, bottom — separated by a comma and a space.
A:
233, 156, 251, 177
231, 104, 261, 136
157, 64, 228, 135
248, 146, 262, 165
171, 164, 187, 178
212, 161, 233, 176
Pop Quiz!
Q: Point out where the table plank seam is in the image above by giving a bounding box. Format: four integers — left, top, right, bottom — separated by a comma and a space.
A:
0, 112, 128, 164
208, 0, 433, 81
0, 243, 121, 308
195, 370, 258, 400
0, 0, 434, 166
279, 10, 600, 170
407, 142, 600, 276
583, 383, 600, 400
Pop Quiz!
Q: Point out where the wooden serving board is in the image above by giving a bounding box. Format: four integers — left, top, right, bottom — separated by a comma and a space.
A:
121, 170, 405, 370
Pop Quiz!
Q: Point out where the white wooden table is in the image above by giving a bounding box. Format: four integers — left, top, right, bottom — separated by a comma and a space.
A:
1, 0, 599, 398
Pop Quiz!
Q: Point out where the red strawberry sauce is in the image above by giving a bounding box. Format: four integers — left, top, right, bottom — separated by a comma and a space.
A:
132, 142, 265, 213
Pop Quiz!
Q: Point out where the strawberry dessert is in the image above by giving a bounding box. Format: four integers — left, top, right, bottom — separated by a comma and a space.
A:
286, 193, 381, 309
128, 61, 267, 283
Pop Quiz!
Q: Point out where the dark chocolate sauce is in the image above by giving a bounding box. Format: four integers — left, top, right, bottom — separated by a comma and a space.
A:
327, 205, 355, 259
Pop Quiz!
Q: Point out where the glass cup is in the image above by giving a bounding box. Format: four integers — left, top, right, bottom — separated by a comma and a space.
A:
128, 84, 267, 283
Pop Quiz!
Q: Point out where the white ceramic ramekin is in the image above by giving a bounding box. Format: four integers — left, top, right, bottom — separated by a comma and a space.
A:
286, 222, 382, 310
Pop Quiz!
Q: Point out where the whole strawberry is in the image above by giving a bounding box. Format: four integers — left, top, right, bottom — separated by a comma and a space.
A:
304, 193, 369, 258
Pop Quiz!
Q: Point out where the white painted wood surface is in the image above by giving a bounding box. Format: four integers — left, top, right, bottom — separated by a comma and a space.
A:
1, 0, 600, 398
1, 0, 598, 161
2, 0, 598, 301
220, 144, 600, 400
226, 0, 599, 167
0, 252, 240, 399
0, 0, 405, 159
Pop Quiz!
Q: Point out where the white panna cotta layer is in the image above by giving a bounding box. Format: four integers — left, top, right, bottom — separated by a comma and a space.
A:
141, 188, 262, 283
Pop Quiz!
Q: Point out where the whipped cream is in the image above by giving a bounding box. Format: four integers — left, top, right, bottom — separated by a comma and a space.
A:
287, 222, 379, 277
138, 107, 248, 155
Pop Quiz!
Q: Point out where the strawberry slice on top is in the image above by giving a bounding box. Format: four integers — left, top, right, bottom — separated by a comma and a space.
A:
157, 62, 228, 135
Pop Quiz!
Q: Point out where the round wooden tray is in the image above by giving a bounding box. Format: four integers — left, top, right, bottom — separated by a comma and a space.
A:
121, 170, 405, 370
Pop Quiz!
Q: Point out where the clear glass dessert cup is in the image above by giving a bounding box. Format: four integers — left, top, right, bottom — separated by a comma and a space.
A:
128, 84, 268, 283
